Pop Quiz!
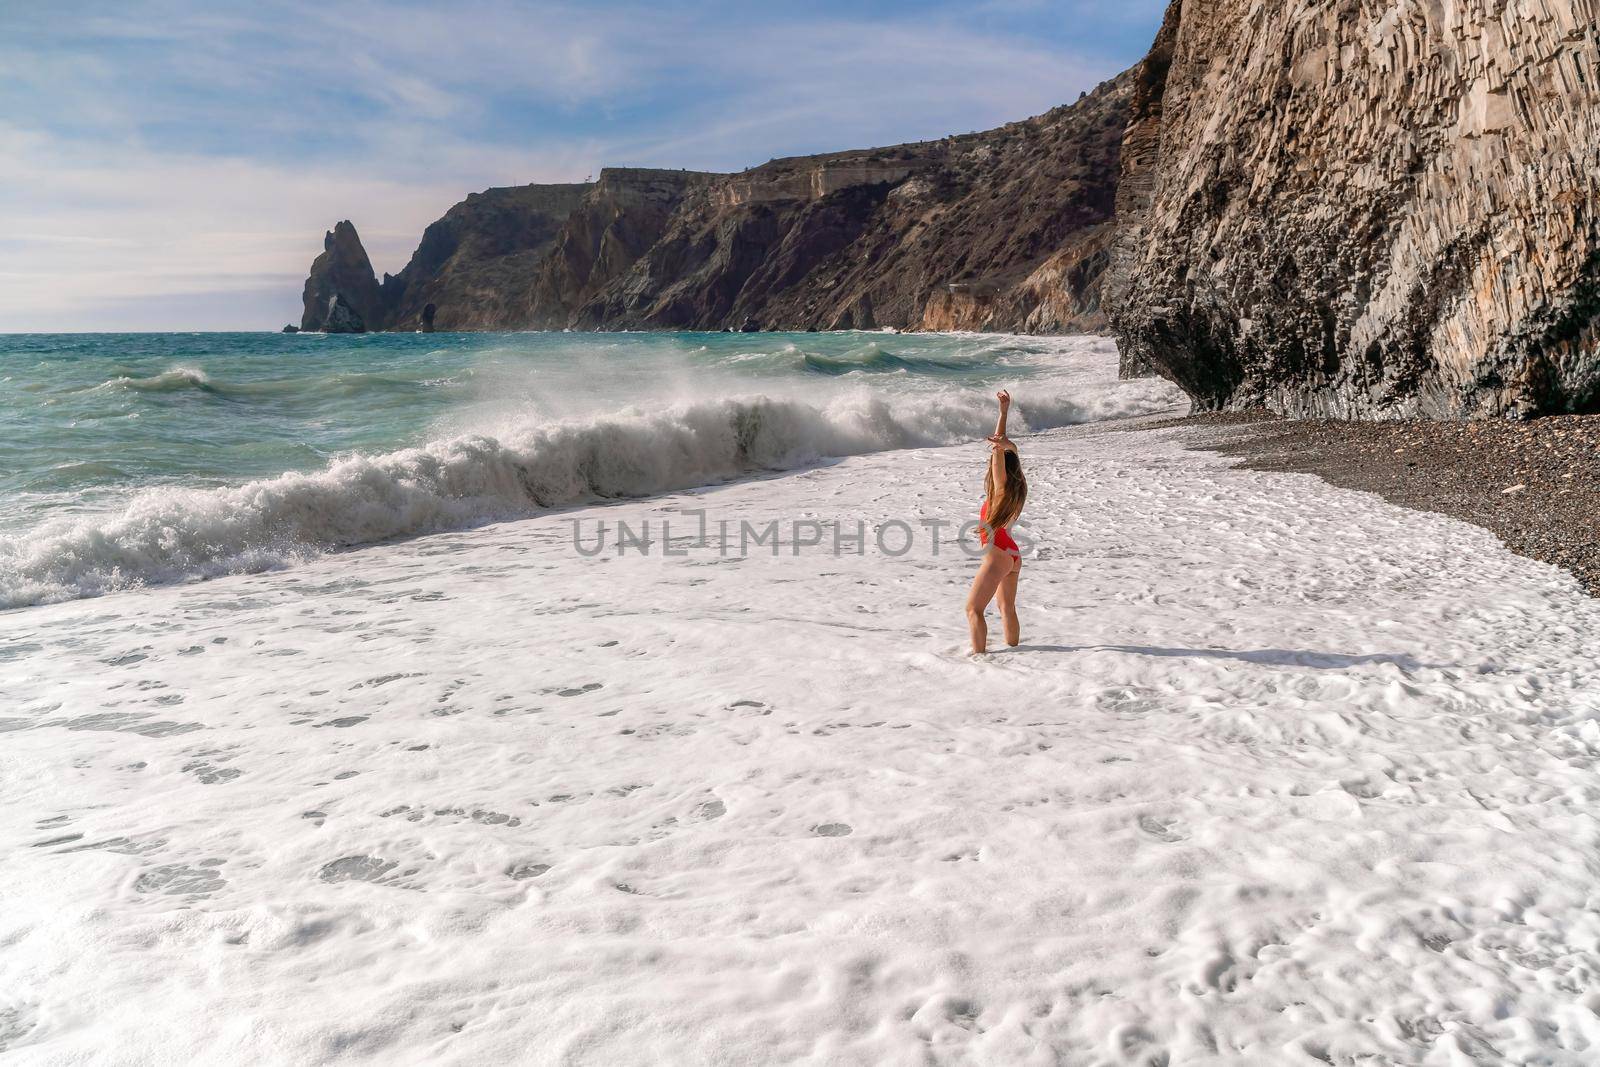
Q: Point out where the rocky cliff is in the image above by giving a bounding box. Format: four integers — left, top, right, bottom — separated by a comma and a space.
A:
377, 182, 592, 331
524, 169, 721, 328
297, 72, 1131, 334
300, 185, 592, 333
1105, 0, 1599, 418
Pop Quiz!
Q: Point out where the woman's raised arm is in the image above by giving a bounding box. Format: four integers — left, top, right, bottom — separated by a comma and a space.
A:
987, 390, 1015, 485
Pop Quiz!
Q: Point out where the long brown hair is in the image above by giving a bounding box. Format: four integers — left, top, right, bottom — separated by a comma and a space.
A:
984, 449, 1027, 532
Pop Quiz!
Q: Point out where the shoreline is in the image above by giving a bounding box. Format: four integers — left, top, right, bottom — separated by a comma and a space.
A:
1155, 411, 1600, 597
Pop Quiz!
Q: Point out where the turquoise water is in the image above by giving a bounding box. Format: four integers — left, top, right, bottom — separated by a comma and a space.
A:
0, 330, 1176, 607
0, 331, 1053, 534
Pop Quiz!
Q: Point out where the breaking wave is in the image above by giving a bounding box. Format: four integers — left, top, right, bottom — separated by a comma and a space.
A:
0, 382, 1175, 608
98, 366, 218, 394
89, 366, 454, 401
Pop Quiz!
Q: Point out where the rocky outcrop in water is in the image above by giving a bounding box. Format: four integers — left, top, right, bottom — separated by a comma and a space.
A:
1106, 0, 1599, 418
301, 221, 384, 332
297, 73, 1131, 334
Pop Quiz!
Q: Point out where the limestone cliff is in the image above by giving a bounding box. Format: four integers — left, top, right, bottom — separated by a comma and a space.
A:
1105, 0, 1600, 418
296, 73, 1131, 334
558, 73, 1130, 332
525, 169, 720, 328
543, 152, 945, 330
377, 182, 592, 331
922, 223, 1115, 333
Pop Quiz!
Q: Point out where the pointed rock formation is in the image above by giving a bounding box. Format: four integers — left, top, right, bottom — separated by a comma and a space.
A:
301, 221, 383, 332
1105, 0, 1600, 417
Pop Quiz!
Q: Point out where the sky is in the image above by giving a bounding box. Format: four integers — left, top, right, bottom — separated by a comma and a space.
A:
0, 1, 1167, 332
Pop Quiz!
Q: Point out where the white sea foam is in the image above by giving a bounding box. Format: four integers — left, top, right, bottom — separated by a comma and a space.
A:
2, 405, 1596, 1063
0, 372, 1182, 609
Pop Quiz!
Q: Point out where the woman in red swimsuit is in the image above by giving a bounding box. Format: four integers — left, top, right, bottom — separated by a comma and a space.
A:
966, 389, 1027, 654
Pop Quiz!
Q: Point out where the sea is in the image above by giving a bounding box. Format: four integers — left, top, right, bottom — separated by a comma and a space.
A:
0, 330, 1180, 609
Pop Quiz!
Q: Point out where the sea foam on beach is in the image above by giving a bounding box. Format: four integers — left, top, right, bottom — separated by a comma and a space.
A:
3, 343, 1599, 1063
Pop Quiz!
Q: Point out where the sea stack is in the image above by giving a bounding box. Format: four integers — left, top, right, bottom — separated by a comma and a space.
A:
300, 221, 383, 333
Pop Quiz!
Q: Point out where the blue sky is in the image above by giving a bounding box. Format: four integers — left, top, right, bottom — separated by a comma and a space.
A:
0, 1, 1166, 331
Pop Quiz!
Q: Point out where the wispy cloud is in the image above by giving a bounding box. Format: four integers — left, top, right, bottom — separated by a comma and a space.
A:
0, 121, 598, 330
0, 0, 1162, 330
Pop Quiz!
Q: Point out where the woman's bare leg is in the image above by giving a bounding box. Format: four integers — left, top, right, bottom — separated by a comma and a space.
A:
965, 547, 1013, 654
998, 557, 1021, 647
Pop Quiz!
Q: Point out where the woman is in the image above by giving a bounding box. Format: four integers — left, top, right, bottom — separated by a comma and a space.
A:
966, 389, 1027, 654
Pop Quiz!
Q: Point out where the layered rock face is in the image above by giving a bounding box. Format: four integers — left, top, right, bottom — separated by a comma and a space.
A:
579, 74, 1129, 332
534, 153, 946, 330
297, 73, 1131, 334
921, 223, 1115, 333
1106, 0, 1599, 418
377, 182, 592, 331
524, 169, 720, 328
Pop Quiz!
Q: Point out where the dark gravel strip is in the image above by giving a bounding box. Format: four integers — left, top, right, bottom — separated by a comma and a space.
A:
1146, 411, 1600, 597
